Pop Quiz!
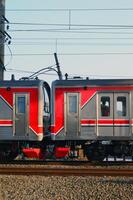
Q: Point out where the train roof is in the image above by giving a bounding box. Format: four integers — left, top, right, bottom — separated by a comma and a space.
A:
1, 78, 133, 88
0, 79, 44, 87
52, 78, 133, 87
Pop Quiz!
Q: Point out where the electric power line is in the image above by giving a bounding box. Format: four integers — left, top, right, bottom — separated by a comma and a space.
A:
12, 37, 133, 40
8, 29, 133, 34
4, 52, 133, 56
5, 8, 133, 11
4, 44, 13, 68
6, 68, 57, 76
6, 22, 133, 28
6, 68, 133, 79
9, 42, 133, 46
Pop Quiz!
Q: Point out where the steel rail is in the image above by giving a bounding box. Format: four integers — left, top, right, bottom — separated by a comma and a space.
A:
0, 166, 133, 176
0, 160, 133, 166
0, 160, 90, 165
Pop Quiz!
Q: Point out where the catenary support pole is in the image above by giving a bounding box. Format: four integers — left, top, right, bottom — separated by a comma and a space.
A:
54, 53, 63, 80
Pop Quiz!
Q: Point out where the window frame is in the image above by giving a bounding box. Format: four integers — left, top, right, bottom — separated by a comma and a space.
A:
68, 95, 78, 114
116, 96, 127, 117
17, 96, 26, 114
100, 96, 111, 117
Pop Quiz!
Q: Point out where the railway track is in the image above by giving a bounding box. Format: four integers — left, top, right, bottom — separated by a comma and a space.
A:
0, 159, 133, 166
0, 165, 133, 177
0, 160, 133, 167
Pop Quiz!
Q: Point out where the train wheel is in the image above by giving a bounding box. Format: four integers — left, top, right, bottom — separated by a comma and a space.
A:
0, 144, 18, 162
0, 150, 18, 162
84, 142, 105, 162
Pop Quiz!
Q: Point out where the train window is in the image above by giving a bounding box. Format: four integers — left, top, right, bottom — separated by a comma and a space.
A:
101, 97, 110, 117
69, 96, 77, 113
17, 97, 25, 113
117, 97, 126, 116
43, 88, 49, 113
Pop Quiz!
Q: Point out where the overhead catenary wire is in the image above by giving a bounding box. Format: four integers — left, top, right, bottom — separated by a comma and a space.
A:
5, 7, 133, 79
6, 68, 57, 76
5, 22, 133, 28
9, 42, 133, 46
28, 64, 57, 78
6, 20, 133, 33
12, 37, 133, 40
7, 68, 34, 73
6, 68, 133, 79
4, 44, 13, 68
5, 8, 133, 11
7, 29, 133, 34
4, 52, 133, 56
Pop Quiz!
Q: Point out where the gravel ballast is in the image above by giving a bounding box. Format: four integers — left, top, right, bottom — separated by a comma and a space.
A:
0, 175, 133, 200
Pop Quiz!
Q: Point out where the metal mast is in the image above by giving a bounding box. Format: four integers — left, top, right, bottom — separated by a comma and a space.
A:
54, 53, 63, 80
0, 0, 5, 80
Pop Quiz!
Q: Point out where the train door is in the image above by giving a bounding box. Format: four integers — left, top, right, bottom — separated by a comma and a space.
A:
65, 93, 80, 137
13, 94, 29, 136
97, 92, 130, 137
97, 93, 114, 136
114, 93, 130, 137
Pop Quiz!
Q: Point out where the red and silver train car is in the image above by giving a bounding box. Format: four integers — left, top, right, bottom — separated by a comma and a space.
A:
0, 77, 133, 161
0, 79, 50, 160
51, 78, 133, 160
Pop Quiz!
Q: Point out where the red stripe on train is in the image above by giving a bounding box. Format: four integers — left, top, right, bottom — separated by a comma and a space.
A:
0, 120, 13, 125
81, 119, 130, 125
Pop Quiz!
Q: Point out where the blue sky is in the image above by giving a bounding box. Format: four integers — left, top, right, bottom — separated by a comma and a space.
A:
5, 0, 133, 83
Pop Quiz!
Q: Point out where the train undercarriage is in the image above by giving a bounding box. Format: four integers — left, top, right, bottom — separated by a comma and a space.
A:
0, 140, 133, 162
84, 141, 133, 161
